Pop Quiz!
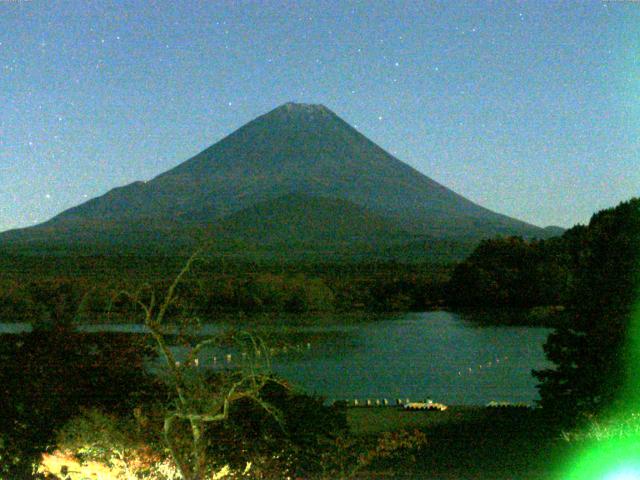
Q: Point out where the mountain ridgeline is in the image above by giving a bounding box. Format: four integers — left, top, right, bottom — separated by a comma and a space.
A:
1, 103, 557, 260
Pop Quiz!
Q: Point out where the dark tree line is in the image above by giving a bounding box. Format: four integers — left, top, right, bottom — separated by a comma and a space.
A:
445, 235, 573, 308
446, 198, 640, 423
0, 268, 450, 325
534, 198, 640, 422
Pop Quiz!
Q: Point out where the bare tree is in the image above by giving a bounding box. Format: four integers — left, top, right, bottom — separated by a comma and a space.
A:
117, 251, 283, 480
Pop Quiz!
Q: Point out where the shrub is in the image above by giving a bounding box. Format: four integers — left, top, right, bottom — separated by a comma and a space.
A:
0, 324, 158, 478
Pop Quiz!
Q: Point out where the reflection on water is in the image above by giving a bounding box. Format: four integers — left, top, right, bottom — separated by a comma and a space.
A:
268, 311, 551, 405
0, 311, 551, 405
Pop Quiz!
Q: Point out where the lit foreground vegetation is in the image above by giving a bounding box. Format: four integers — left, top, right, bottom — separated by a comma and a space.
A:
0, 249, 560, 479
1, 198, 639, 479
38, 444, 246, 479
33, 406, 566, 480
30, 407, 640, 480
0, 251, 447, 480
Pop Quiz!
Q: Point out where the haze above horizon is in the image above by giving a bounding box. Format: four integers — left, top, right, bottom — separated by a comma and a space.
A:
1, 0, 638, 232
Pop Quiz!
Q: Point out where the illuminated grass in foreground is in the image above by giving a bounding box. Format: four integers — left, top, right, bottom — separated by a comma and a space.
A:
561, 299, 640, 479
562, 435, 640, 480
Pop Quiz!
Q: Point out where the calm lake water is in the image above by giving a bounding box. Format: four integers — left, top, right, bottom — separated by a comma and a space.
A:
0, 311, 552, 405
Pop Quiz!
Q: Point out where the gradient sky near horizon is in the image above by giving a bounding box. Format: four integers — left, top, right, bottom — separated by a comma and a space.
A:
1, 0, 638, 232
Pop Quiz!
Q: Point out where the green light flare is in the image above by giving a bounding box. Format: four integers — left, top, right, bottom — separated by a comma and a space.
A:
561, 264, 640, 479
561, 435, 640, 480
604, 468, 640, 480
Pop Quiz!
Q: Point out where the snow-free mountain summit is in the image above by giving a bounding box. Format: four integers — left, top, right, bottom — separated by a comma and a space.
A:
1, 103, 553, 257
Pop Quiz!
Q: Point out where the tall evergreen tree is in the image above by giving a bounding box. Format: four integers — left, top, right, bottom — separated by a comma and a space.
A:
534, 199, 640, 422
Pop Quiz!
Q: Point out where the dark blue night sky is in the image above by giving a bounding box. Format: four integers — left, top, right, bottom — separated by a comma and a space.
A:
1, 0, 638, 231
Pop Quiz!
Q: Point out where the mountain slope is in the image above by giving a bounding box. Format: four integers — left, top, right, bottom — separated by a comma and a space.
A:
1, 102, 549, 256
211, 193, 410, 243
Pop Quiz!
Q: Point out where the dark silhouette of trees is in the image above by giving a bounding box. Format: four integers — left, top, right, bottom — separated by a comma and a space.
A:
446, 236, 570, 308
534, 198, 640, 422
0, 322, 157, 477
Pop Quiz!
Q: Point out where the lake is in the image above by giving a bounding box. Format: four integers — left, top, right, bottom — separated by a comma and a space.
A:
0, 311, 552, 405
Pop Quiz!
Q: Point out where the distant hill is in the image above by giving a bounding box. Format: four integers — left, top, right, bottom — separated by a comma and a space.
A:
542, 225, 566, 237
0, 102, 554, 261
212, 193, 410, 243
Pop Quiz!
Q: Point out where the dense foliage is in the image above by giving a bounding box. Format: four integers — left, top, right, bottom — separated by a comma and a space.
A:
0, 252, 354, 479
50, 379, 349, 479
534, 198, 640, 422
206, 380, 349, 477
0, 260, 451, 323
446, 236, 572, 308
0, 323, 158, 477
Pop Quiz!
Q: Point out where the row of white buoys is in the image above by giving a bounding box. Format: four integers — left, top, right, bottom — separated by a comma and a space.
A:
457, 355, 510, 376
343, 398, 414, 407
337, 398, 450, 409
175, 358, 200, 367
269, 342, 312, 356
169, 339, 314, 369
211, 354, 234, 364
486, 400, 530, 409
351, 399, 391, 407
